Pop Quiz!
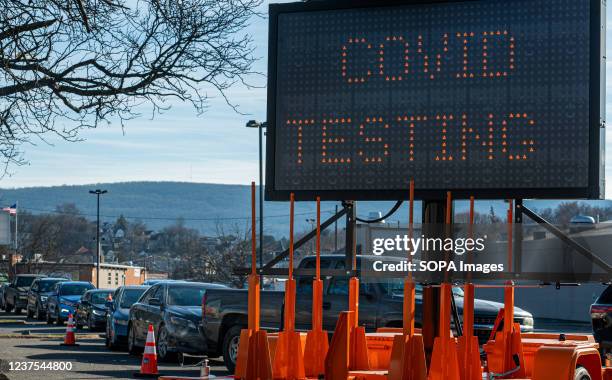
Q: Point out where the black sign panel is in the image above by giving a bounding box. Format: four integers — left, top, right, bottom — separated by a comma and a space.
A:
266, 0, 605, 201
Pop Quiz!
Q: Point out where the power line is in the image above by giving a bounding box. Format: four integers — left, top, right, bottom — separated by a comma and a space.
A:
18, 205, 338, 222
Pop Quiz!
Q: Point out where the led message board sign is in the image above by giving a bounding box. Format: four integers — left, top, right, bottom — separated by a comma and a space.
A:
265, 0, 605, 201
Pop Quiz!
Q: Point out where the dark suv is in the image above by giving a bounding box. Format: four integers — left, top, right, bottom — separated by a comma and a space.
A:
591, 285, 612, 356
26, 277, 67, 320
4, 274, 46, 314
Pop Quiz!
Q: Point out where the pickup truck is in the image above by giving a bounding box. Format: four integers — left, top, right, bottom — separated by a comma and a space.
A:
3, 274, 46, 314
201, 255, 535, 372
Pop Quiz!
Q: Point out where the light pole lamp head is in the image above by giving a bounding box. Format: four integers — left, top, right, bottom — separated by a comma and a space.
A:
89, 189, 108, 195
245, 120, 268, 129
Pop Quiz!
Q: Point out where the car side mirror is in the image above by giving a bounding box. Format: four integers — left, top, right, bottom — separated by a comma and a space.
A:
149, 298, 162, 307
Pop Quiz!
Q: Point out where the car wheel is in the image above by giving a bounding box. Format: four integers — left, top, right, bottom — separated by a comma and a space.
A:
128, 324, 140, 355
105, 322, 115, 349
574, 367, 591, 380
222, 325, 243, 374
157, 325, 176, 362
88, 314, 96, 331
75, 315, 83, 330
46, 310, 53, 324
35, 305, 44, 321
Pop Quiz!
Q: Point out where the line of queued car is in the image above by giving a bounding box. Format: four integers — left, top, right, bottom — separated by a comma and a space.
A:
0, 274, 225, 364
1, 273, 610, 369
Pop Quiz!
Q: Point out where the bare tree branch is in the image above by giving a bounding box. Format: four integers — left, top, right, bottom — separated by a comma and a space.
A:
0, 0, 262, 172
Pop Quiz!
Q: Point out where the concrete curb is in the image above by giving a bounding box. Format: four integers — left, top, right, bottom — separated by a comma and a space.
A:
0, 320, 25, 324
0, 333, 102, 339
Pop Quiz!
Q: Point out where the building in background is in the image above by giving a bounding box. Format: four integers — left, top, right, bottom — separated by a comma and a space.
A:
11, 261, 147, 288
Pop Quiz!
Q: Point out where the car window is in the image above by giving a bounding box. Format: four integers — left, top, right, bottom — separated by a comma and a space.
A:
140, 286, 157, 304
16, 277, 37, 287
597, 285, 612, 304
301, 258, 332, 269
39, 280, 62, 292
120, 288, 148, 309
152, 286, 164, 302
60, 284, 93, 296
328, 278, 349, 295
91, 292, 112, 304
166, 285, 206, 306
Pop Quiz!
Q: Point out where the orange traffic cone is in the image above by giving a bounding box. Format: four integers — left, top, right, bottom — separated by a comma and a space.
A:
60, 313, 79, 347
134, 324, 161, 378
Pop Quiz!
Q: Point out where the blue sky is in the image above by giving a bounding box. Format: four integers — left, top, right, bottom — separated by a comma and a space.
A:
2, 1, 612, 200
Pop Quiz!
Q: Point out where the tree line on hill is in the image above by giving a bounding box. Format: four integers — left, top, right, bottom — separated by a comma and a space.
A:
0, 203, 342, 287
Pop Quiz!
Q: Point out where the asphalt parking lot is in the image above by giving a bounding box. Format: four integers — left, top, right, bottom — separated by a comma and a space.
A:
0, 314, 229, 380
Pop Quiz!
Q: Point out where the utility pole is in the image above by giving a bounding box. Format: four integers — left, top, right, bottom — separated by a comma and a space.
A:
245, 120, 267, 276
334, 204, 338, 252
89, 189, 107, 288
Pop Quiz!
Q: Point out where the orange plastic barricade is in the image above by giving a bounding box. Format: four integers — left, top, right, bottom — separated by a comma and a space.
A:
234, 182, 273, 380
60, 313, 79, 347
387, 180, 426, 380
271, 193, 306, 380
133, 324, 160, 378
304, 197, 329, 378
456, 198, 483, 380
428, 283, 460, 380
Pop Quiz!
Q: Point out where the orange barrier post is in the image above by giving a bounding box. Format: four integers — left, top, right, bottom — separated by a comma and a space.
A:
388, 179, 426, 380
304, 196, 329, 378
272, 193, 306, 380
428, 192, 460, 380
482, 201, 525, 379
325, 200, 370, 380
133, 324, 160, 378
457, 197, 482, 380
60, 313, 79, 347
235, 182, 273, 380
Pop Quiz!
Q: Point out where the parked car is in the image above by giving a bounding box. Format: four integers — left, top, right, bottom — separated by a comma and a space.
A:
75, 288, 114, 331
142, 279, 176, 286
105, 285, 149, 349
202, 255, 535, 372
128, 281, 226, 361
46, 281, 95, 324
26, 277, 67, 320
591, 285, 612, 357
3, 274, 46, 314
0, 282, 7, 310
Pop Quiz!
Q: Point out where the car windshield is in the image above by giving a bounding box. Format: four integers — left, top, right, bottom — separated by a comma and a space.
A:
39, 280, 62, 292
60, 284, 92, 296
16, 277, 37, 287
166, 285, 206, 307
91, 292, 112, 304
597, 285, 612, 304
120, 288, 147, 308
378, 279, 464, 298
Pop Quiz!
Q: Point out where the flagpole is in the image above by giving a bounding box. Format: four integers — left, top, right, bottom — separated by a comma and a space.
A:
14, 201, 18, 253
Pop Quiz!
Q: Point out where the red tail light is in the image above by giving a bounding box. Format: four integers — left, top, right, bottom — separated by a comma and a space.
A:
590, 305, 612, 317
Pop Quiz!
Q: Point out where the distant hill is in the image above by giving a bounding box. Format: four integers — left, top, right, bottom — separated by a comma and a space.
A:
0, 182, 608, 237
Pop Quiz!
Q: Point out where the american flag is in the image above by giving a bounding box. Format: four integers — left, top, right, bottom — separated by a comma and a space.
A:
2, 204, 17, 215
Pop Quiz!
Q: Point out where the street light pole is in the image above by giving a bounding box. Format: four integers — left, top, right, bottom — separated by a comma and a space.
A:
246, 120, 266, 277
89, 189, 107, 288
